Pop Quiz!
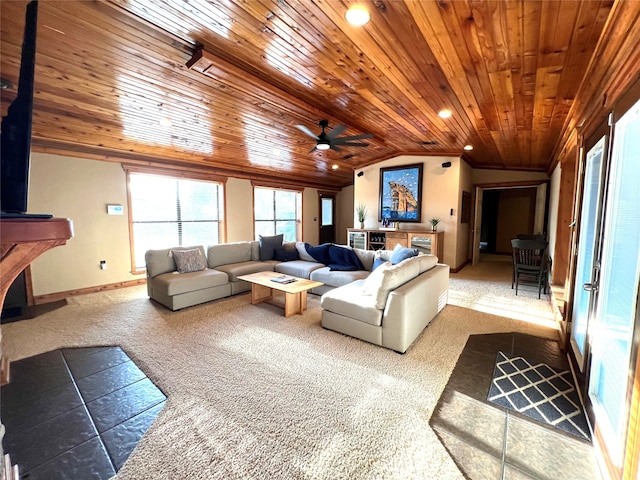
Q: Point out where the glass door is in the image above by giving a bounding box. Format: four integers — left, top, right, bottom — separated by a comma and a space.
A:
570, 134, 607, 371
588, 98, 640, 466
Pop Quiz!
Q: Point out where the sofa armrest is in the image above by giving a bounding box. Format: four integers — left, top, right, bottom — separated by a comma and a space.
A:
381, 264, 449, 352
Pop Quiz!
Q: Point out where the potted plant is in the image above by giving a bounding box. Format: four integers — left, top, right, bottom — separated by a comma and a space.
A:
356, 203, 368, 229
429, 218, 440, 232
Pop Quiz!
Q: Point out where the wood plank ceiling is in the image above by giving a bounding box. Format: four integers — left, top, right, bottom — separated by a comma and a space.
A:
0, 0, 617, 189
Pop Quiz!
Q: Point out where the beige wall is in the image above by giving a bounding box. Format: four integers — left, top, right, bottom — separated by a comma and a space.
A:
353, 155, 460, 267
225, 177, 253, 242
336, 184, 354, 244
457, 160, 474, 269
28, 154, 144, 296
27, 153, 321, 296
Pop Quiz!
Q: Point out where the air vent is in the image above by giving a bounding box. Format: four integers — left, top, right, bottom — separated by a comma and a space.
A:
419, 141, 438, 146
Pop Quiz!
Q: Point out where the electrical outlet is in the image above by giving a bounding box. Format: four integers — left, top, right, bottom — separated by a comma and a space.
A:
100, 260, 107, 270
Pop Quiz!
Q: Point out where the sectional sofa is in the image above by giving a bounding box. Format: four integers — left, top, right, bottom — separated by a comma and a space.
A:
145, 239, 449, 352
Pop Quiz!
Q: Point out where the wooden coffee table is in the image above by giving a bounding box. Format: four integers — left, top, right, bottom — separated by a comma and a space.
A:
238, 271, 323, 317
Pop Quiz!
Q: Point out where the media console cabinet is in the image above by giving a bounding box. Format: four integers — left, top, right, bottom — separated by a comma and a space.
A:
347, 229, 444, 260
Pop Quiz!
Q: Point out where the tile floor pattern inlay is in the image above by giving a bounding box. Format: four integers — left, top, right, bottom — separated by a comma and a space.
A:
487, 351, 591, 441
1, 346, 165, 479
430, 332, 601, 480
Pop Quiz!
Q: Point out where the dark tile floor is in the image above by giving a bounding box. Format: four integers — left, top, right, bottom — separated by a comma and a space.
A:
1, 346, 165, 479
431, 333, 600, 480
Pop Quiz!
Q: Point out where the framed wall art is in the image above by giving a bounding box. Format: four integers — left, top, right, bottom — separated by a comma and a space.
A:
379, 163, 423, 223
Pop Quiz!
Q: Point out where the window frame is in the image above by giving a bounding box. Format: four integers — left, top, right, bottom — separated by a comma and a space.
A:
125, 166, 226, 274
252, 184, 302, 242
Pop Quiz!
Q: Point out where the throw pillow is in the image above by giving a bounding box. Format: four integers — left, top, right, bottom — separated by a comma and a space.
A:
273, 246, 299, 262
172, 248, 206, 273
259, 234, 283, 261
390, 246, 419, 265
372, 248, 392, 270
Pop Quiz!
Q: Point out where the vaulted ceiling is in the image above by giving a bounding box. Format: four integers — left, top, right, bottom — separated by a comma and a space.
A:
0, 0, 623, 189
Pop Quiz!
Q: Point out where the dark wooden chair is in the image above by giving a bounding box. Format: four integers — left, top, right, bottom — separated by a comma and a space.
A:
516, 233, 546, 242
511, 238, 548, 298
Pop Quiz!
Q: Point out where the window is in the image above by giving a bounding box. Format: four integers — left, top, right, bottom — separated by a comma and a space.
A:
254, 186, 301, 242
128, 172, 224, 271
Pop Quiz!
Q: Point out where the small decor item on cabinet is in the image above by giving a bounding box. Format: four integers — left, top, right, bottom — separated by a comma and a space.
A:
429, 218, 440, 232
356, 203, 368, 229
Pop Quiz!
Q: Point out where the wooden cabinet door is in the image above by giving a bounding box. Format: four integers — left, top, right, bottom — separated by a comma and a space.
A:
385, 232, 407, 250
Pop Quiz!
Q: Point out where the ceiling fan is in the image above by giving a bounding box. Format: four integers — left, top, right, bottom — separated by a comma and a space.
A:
296, 120, 373, 152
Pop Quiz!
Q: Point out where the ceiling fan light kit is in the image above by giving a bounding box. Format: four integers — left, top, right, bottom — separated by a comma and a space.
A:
296, 120, 373, 153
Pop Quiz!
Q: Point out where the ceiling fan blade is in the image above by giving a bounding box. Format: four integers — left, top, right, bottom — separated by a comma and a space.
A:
308, 145, 317, 153
330, 144, 343, 152
326, 124, 346, 140
337, 142, 369, 147
333, 133, 374, 143
296, 124, 319, 139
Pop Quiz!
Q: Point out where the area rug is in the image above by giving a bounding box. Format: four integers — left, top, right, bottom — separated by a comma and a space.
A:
487, 351, 591, 441
1, 285, 558, 479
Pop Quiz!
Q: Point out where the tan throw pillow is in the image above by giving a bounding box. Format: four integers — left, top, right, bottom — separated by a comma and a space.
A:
172, 248, 206, 273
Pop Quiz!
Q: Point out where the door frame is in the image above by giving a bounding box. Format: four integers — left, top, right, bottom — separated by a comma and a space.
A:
471, 180, 549, 266
318, 192, 336, 245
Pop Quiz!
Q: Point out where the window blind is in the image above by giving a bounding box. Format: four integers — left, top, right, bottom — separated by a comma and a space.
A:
129, 173, 223, 270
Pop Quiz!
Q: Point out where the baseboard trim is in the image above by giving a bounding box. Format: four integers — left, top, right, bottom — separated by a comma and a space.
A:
451, 259, 471, 273
34, 279, 146, 305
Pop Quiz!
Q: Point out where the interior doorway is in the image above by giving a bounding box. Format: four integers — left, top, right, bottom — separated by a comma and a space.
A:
318, 192, 336, 244
472, 182, 548, 265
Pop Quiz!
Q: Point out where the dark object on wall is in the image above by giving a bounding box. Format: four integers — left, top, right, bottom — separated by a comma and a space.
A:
442, 161, 452, 168
0, 1, 41, 216
379, 163, 423, 223
357, 171, 364, 177
461, 191, 471, 224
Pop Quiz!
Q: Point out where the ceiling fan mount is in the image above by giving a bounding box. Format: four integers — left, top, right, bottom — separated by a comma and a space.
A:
296, 120, 373, 153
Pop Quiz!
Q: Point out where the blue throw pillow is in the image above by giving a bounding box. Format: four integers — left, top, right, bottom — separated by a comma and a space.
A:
372, 257, 387, 270
390, 247, 419, 265
259, 234, 283, 261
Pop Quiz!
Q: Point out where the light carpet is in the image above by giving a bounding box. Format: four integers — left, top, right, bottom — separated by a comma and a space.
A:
1, 285, 557, 479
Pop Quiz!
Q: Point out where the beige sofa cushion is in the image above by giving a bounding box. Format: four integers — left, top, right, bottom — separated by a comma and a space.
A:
320, 280, 383, 326
353, 248, 375, 271
216, 260, 278, 281
145, 246, 206, 278
295, 242, 316, 262
416, 254, 438, 273
275, 260, 324, 278
152, 269, 229, 296
207, 242, 252, 268
310, 267, 370, 288
361, 257, 421, 309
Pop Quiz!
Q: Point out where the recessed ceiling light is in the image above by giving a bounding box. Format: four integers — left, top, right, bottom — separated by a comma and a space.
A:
438, 109, 452, 119
463, 144, 474, 151
158, 117, 172, 127
331, 164, 339, 170
272, 148, 281, 156
346, 5, 370, 26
